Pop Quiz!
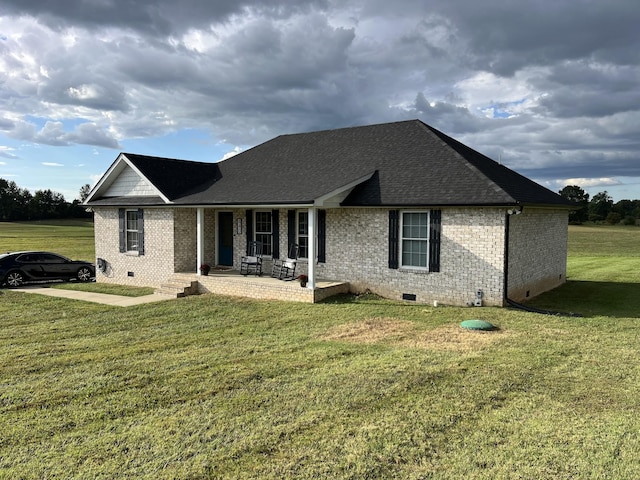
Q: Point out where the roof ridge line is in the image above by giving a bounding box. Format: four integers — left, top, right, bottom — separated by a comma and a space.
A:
421, 125, 517, 203
123, 152, 216, 166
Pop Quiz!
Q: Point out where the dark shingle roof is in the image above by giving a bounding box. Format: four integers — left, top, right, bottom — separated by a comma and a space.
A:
123, 153, 221, 201
88, 120, 573, 208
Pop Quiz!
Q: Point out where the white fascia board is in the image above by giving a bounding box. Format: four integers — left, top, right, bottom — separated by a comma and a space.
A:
83, 153, 127, 204
313, 171, 376, 207
175, 203, 314, 209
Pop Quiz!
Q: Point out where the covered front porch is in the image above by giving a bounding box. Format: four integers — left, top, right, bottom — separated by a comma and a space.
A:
162, 270, 350, 303
193, 206, 327, 289
190, 172, 372, 291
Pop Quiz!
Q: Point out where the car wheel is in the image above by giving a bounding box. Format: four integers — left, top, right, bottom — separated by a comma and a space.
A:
76, 267, 93, 282
6, 271, 25, 288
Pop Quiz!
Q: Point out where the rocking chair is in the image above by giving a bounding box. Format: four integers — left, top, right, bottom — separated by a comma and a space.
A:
240, 241, 263, 276
271, 243, 299, 280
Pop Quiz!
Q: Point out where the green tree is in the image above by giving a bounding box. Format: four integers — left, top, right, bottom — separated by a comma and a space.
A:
67, 199, 93, 219
0, 178, 32, 221
29, 189, 67, 219
589, 191, 614, 222
558, 185, 589, 223
0, 178, 94, 221
606, 212, 622, 225
614, 199, 640, 219
79, 183, 91, 202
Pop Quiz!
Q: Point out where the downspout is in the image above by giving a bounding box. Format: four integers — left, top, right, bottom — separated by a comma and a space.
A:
503, 210, 510, 306
503, 206, 581, 317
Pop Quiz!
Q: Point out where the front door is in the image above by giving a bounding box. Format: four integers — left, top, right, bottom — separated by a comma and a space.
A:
218, 212, 234, 266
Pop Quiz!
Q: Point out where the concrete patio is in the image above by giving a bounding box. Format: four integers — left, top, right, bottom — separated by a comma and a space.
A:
160, 270, 350, 303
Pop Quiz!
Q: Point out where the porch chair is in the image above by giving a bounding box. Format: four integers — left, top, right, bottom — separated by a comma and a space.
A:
271, 243, 299, 280
240, 241, 263, 276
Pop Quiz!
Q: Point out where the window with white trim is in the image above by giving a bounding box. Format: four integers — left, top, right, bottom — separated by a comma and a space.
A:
401, 211, 429, 268
126, 209, 139, 252
118, 208, 145, 255
254, 211, 273, 256
297, 211, 309, 258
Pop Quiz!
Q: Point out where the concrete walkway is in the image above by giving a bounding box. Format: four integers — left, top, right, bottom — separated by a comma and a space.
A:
11, 285, 171, 307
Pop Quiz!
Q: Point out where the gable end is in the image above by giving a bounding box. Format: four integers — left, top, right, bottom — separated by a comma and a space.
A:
105, 165, 157, 197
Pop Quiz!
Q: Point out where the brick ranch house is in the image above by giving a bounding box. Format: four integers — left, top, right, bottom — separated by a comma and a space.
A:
84, 120, 574, 306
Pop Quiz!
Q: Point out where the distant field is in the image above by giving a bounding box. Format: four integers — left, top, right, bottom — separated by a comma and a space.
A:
0, 219, 95, 261
524, 224, 640, 317
565, 225, 640, 284
568, 224, 640, 257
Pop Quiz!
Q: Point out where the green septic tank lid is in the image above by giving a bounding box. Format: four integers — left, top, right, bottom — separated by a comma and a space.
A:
460, 319, 496, 331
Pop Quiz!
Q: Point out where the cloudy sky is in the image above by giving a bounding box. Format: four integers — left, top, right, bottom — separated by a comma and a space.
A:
1, 0, 639, 202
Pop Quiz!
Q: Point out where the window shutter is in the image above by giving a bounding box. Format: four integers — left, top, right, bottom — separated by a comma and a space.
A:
318, 209, 326, 263
429, 209, 441, 272
388, 210, 399, 269
272, 209, 280, 259
287, 209, 296, 251
245, 210, 253, 254
118, 208, 125, 253
137, 209, 145, 256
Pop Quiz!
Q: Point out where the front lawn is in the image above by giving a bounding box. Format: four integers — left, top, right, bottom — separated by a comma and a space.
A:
0, 223, 639, 478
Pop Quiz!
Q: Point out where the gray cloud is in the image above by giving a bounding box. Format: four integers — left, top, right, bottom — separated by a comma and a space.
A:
7, 120, 120, 149
0, 0, 330, 35
436, 0, 640, 75
67, 123, 122, 149
0, 0, 639, 186
534, 63, 640, 118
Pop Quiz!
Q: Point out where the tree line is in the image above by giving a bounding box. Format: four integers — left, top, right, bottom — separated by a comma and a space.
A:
559, 185, 640, 225
0, 178, 92, 222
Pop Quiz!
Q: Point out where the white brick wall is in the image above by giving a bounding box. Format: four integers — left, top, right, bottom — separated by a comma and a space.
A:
507, 208, 568, 301
174, 208, 225, 273
93, 207, 175, 287
93, 206, 568, 305
173, 208, 196, 273
197, 275, 349, 303
313, 207, 507, 306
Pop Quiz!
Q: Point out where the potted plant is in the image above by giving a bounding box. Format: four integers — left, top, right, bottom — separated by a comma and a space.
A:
200, 264, 211, 276
297, 274, 308, 287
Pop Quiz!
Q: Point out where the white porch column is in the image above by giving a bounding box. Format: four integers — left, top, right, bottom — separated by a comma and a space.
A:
196, 207, 204, 275
307, 207, 316, 289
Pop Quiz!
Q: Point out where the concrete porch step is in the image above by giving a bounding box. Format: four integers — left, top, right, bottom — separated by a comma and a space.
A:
155, 275, 199, 298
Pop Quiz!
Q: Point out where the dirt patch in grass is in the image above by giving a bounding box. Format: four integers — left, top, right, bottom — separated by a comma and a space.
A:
322, 317, 509, 352
323, 317, 414, 344
402, 324, 508, 352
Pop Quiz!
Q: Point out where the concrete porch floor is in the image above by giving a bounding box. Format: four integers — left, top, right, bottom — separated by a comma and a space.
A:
172, 270, 350, 303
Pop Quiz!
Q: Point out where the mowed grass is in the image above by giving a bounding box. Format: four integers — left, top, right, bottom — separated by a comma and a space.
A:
526, 225, 640, 317
1, 221, 640, 478
567, 224, 640, 283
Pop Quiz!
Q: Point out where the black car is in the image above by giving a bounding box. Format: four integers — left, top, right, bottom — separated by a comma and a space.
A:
0, 251, 95, 288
